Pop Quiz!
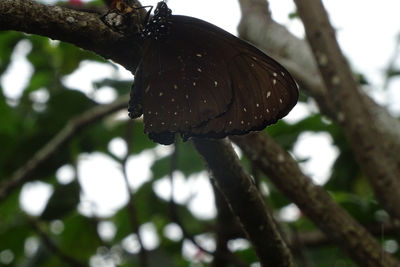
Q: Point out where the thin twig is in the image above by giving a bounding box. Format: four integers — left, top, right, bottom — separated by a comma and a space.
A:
0, 95, 129, 202
121, 122, 149, 267
383, 33, 400, 90
167, 141, 213, 255
29, 217, 88, 267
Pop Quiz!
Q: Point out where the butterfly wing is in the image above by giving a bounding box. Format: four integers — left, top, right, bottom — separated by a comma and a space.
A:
130, 14, 298, 144
135, 20, 236, 144
173, 16, 298, 138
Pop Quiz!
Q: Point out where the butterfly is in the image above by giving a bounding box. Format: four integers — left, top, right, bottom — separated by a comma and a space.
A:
112, 1, 298, 145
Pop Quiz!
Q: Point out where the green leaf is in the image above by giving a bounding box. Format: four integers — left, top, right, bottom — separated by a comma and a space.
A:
93, 78, 133, 96
151, 141, 204, 180
40, 180, 80, 221
267, 114, 334, 150
0, 195, 31, 263
330, 192, 379, 224
56, 213, 102, 260
129, 121, 158, 154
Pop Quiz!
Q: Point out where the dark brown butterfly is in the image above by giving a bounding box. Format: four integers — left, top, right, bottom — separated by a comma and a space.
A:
128, 1, 298, 145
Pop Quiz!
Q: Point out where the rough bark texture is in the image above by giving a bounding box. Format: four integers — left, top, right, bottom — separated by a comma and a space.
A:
193, 138, 294, 267
232, 133, 400, 267
0, 0, 142, 73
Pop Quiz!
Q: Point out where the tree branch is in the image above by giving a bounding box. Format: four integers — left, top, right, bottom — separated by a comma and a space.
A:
292, 0, 400, 219
0, 0, 141, 72
232, 133, 400, 267
0, 95, 129, 202
192, 138, 295, 267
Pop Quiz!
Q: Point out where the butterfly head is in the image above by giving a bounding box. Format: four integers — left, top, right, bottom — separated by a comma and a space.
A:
141, 1, 172, 40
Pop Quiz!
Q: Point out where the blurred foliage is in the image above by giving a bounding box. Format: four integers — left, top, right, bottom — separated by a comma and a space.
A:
0, 1, 398, 266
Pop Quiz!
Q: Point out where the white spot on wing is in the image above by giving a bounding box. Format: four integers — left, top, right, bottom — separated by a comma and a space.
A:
267, 91, 271, 98
159, 92, 163, 97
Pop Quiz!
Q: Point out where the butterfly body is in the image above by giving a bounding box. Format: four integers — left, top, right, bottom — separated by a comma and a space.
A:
128, 2, 298, 145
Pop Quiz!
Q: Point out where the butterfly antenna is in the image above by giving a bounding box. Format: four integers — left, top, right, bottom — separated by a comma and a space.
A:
135, 5, 153, 24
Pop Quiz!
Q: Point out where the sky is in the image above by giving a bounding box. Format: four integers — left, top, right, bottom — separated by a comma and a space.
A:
1, 0, 400, 264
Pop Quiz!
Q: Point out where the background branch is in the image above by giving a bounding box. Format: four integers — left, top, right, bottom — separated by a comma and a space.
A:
0, 95, 129, 202
292, 0, 400, 219
238, 0, 400, 149
29, 217, 88, 267
121, 122, 149, 267
238, 0, 400, 166
232, 133, 400, 266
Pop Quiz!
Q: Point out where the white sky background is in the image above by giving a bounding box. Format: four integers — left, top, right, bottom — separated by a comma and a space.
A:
2, 0, 400, 263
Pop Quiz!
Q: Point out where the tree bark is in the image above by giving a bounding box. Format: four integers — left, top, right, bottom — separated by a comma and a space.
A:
193, 138, 295, 267
232, 133, 400, 267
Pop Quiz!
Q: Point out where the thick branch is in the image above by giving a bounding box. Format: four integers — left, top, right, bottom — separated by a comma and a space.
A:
0, 95, 129, 202
0, 0, 141, 72
232, 133, 400, 267
192, 138, 294, 267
